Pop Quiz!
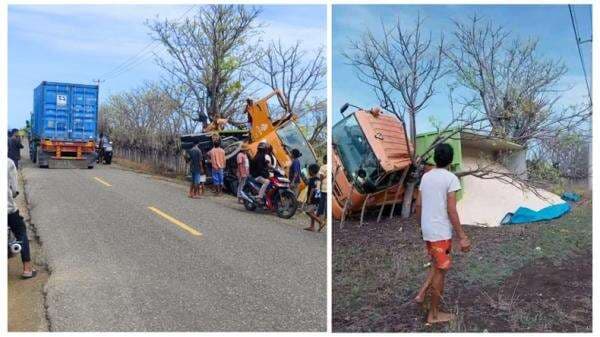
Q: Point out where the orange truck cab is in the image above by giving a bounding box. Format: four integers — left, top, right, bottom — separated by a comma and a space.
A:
332, 105, 413, 220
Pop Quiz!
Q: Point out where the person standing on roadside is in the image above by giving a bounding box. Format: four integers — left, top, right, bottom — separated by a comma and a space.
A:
304, 163, 322, 232
289, 149, 302, 196
236, 144, 250, 203
8, 157, 36, 279
207, 139, 226, 196
414, 143, 471, 324
185, 141, 204, 198
316, 155, 327, 231
8, 129, 23, 169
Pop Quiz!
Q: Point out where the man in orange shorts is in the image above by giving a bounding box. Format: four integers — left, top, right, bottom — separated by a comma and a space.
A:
414, 143, 471, 324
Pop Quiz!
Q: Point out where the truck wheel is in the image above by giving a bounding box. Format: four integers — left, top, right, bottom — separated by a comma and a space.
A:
37, 148, 47, 168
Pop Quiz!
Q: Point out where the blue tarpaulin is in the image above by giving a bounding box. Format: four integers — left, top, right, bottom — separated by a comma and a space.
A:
501, 203, 571, 225
562, 192, 582, 202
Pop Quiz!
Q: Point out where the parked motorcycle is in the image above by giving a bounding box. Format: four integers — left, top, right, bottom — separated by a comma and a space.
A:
240, 168, 298, 219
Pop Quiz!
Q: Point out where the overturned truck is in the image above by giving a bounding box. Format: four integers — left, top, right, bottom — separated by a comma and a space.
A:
181, 90, 318, 195
332, 104, 413, 221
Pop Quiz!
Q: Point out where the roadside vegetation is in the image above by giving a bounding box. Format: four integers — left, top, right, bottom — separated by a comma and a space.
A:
99, 5, 326, 175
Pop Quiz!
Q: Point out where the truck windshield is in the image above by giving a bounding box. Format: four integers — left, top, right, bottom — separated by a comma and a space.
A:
333, 115, 381, 189
276, 122, 318, 169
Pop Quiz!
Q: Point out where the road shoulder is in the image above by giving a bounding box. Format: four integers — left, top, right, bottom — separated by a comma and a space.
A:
8, 167, 50, 332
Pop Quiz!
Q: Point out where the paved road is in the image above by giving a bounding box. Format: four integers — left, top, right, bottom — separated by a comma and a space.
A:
22, 156, 326, 331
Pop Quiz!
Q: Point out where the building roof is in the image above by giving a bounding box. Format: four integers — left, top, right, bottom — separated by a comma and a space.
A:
416, 129, 524, 152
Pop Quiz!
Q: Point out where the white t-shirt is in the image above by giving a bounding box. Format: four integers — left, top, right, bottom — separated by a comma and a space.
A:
419, 168, 461, 242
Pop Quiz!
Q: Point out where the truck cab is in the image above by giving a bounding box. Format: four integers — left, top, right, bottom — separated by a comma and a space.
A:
332, 105, 412, 220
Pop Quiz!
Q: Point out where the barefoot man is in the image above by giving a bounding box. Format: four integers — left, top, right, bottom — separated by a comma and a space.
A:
414, 143, 471, 324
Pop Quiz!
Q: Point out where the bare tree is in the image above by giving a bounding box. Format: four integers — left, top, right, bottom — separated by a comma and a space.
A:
148, 5, 262, 125
254, 41, 325, 111
253, 40, 326, 146
344, 14, 446, 218
101, 83, 180, 153
529, 129, 591, 181
160, 81, 202, 134
444, 14, 590, 146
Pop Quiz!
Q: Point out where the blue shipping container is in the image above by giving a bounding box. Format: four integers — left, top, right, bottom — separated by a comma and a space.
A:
32, 81, 98, 141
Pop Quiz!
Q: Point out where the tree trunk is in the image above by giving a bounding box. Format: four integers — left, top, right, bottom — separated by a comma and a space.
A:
409, 111, 417, 151
401, 180, 416, 219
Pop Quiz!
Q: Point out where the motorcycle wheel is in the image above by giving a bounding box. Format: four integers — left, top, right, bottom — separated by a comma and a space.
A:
275, 189, 298, 219
105, 156, 112, 165
243, 185, 257, 211
243, 198, 257, 211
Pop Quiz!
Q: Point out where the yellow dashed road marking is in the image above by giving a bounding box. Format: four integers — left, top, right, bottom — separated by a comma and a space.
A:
148, 206, 202, 237
94, 177, 112, 187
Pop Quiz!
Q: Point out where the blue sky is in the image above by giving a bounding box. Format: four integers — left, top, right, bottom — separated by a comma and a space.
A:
8, 4, 326, 129
333, 5, 593, 131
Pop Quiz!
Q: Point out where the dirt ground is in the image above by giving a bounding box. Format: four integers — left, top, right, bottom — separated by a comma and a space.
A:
7, 168, 49, 332
333, 197, 592, 332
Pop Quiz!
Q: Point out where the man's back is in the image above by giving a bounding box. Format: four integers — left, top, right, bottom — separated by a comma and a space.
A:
188, 147, 203, 173
8, 137, 22, 161
419, 168, 461, 242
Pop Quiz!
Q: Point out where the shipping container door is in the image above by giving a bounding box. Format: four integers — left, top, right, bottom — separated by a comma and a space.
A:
70, 86, 97, 140
43, 84, 70, 140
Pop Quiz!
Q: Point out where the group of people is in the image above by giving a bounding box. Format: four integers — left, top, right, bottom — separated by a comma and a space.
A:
184, 137, 327, 231
184, 138, 226, 198
7, 128, 36, 279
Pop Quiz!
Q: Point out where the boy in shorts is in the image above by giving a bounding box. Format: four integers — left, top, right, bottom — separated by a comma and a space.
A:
207, 139, 226, 196
414, 143, 471, 324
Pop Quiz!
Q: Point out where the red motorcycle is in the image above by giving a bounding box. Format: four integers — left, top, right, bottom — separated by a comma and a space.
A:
240, 168, 298, 219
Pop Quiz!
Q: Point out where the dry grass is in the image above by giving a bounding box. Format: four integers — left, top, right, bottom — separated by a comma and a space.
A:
333, 197, 592, 332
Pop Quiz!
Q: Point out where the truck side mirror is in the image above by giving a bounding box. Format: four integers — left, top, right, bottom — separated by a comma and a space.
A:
357, 168, 367, 179
340, 103, 350, 115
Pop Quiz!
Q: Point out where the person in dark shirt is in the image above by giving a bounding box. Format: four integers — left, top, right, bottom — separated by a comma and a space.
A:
289, 149, 302, 195
8, 129, 24, 169
185, 142, 204, 198
253, 142, 271, 205
304, 163, 322, 232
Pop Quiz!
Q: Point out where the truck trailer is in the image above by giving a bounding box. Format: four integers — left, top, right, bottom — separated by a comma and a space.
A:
30, 81, 98, 168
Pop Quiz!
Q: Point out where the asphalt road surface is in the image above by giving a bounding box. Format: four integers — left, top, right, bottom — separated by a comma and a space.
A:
22, 155, 326, 331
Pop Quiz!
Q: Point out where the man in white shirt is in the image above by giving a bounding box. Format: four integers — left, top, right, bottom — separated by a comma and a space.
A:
414, 143, 470, 324
8, 158, 36, 278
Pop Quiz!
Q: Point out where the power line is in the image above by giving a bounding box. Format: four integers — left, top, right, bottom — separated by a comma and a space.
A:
96, 5, 197, 82
568, 5, 592, 107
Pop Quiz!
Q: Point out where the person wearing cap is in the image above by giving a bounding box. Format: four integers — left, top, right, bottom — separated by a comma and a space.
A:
289, 149, 302, 195
236, 144, 251, 203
